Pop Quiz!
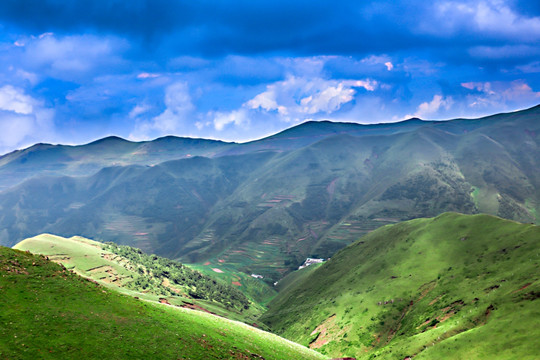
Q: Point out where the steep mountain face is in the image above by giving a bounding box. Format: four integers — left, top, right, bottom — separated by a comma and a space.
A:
261, 213, 540, 359
0, 106, 538, 283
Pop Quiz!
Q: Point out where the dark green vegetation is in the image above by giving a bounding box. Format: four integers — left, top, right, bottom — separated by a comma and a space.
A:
261, 213, 540, 359
14, 234, 262, 325
103, 242, 250, 310
0, 246, 327, 360
0, 105, 539, 284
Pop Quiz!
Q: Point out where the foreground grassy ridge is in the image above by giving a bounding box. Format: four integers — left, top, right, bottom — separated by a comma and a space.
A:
14, 234, 264, 324
0, 247, 326, 360
262, 213, 540, 359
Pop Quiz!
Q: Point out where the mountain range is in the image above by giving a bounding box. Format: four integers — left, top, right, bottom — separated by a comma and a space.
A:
0, 105, 539, 285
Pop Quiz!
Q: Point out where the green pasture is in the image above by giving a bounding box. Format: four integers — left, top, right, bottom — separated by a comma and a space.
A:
262, 213, 540, 359
0, 246, 326, 360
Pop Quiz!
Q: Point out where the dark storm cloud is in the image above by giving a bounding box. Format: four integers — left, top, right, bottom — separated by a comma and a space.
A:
511, 0, 540, 16
0, 1, 451, 57
2, 0, 538, 68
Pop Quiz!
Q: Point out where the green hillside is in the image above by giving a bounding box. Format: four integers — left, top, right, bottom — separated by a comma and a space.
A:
0, 246, 326, 360
13, 234, 264, 324
0, 105, 539, 285
261, 213, 540, 359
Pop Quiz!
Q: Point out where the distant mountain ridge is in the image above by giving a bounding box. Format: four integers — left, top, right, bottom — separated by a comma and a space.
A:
0, 135, 234, 190
0, 105, 538, 286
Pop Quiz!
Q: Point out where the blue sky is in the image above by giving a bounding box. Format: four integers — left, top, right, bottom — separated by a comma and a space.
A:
0, 0, 539, 154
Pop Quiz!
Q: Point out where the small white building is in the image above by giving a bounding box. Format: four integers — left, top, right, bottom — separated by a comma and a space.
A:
251, 273, 264, 279
298, 257, 325, 270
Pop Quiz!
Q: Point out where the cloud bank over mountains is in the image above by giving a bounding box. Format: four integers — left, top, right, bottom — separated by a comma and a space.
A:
0, 0, 538, 153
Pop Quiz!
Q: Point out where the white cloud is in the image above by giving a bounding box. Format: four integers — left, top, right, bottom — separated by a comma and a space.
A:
248, 91, 281, 113
137, 72, 159, 79
14, 69, 39, 85
432, 1, 540, 41
194, 121, 205, 130
0, 86, 54, 152
473, 1, 540, 40
246, 76, 378, 122
38, 32, 54, 39
0, 85, 35, 114
130, 82, 194, 139
155, 82, 194, 131
213, 109, 249, 131
21, 33, 127, 80
461, 80, 540, 108
0, 112, 37, 148
129, 103, 151, 119
405, 95, 454, 119
299, 83, 355, 114
360, 55, 395, 72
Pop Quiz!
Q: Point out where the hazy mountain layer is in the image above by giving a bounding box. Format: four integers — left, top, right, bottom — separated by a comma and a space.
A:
261, 213, 540, 359
0, 136, 234, 191
0, 106, 538, 283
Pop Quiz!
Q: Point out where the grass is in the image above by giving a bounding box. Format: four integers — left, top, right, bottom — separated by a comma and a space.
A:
14, 234, 264, 325
261, 213, 540, 359
188, 261, 277, 307
0, 246, 327, 360
274, 263, 322, 293
15, 234, 122, 273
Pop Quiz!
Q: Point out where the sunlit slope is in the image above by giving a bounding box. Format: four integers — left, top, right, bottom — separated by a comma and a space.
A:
14, 234, 264, 324
0, 246, 327, 360
261, 213, 540, 359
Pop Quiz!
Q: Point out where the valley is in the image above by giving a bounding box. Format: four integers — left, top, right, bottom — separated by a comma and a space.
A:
2, 1, 539, 358
0, 106, 538, 285
1, 105, 539, 359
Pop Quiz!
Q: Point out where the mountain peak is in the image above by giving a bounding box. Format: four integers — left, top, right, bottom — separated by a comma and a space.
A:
86, 135, 131, 145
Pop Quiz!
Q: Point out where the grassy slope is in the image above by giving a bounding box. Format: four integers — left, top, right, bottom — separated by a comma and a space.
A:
188, 262, 277, 307
13, 234, 264, 325
261, 213, 540, 359
0, 246, 326, 360
274, 263, 322, 293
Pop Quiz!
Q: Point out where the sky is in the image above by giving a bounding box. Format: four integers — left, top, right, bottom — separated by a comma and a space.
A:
0, 0, 539, 154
